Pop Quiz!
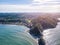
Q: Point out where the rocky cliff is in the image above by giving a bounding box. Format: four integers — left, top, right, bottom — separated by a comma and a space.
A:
29, 15, 58, 45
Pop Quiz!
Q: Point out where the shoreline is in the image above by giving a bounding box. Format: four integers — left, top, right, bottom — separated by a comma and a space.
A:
0, 22, 58, 45
29, 21, 59, 45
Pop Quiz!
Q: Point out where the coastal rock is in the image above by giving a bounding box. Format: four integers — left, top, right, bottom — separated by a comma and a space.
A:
29, 26, 43, 38
29, 15, 57, 39
38, 37, 45, 45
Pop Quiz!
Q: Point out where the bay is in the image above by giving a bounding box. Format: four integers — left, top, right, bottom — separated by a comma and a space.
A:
0, 24, 37, 45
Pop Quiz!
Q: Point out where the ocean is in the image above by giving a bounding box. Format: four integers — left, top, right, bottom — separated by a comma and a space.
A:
43, 22, 60, 45
0, 24, 37, 45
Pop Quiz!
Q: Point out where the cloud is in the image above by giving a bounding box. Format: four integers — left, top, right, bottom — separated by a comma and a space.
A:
32, 0, 60, 5
32, 0, 51, 4
0, 4, 60, 13
0, 0, 60, 13
33, 0, 49, 2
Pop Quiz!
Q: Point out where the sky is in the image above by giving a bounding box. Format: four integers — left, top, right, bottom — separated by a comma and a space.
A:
0, 0, 60, 13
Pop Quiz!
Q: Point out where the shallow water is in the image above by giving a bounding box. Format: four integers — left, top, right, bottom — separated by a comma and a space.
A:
0, 24, 37, 45
43, 22, 60, 45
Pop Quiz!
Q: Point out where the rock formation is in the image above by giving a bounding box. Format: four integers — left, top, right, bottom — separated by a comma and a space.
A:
29, 15, 58, 45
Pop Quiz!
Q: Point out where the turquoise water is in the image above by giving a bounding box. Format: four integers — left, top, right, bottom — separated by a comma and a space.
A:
0, 24, 37, 45
43, 22, 60, 45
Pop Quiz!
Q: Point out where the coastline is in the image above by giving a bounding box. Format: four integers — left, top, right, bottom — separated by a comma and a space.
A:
0, 17, 59, 45
28, 18, 59, 45
0, 21, 58, 45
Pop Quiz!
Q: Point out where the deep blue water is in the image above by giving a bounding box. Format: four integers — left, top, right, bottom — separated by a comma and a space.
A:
0, 24, 37, 45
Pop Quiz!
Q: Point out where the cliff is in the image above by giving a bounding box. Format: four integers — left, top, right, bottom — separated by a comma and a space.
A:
29, 15, 58, 45
29, 15, 57, 37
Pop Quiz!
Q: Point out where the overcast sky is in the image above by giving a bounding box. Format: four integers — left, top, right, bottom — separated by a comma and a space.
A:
0, 0, 60, 13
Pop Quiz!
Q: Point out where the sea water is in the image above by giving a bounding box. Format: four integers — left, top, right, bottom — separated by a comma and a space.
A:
0, 24, 37, 45
43, 22, 60, 45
